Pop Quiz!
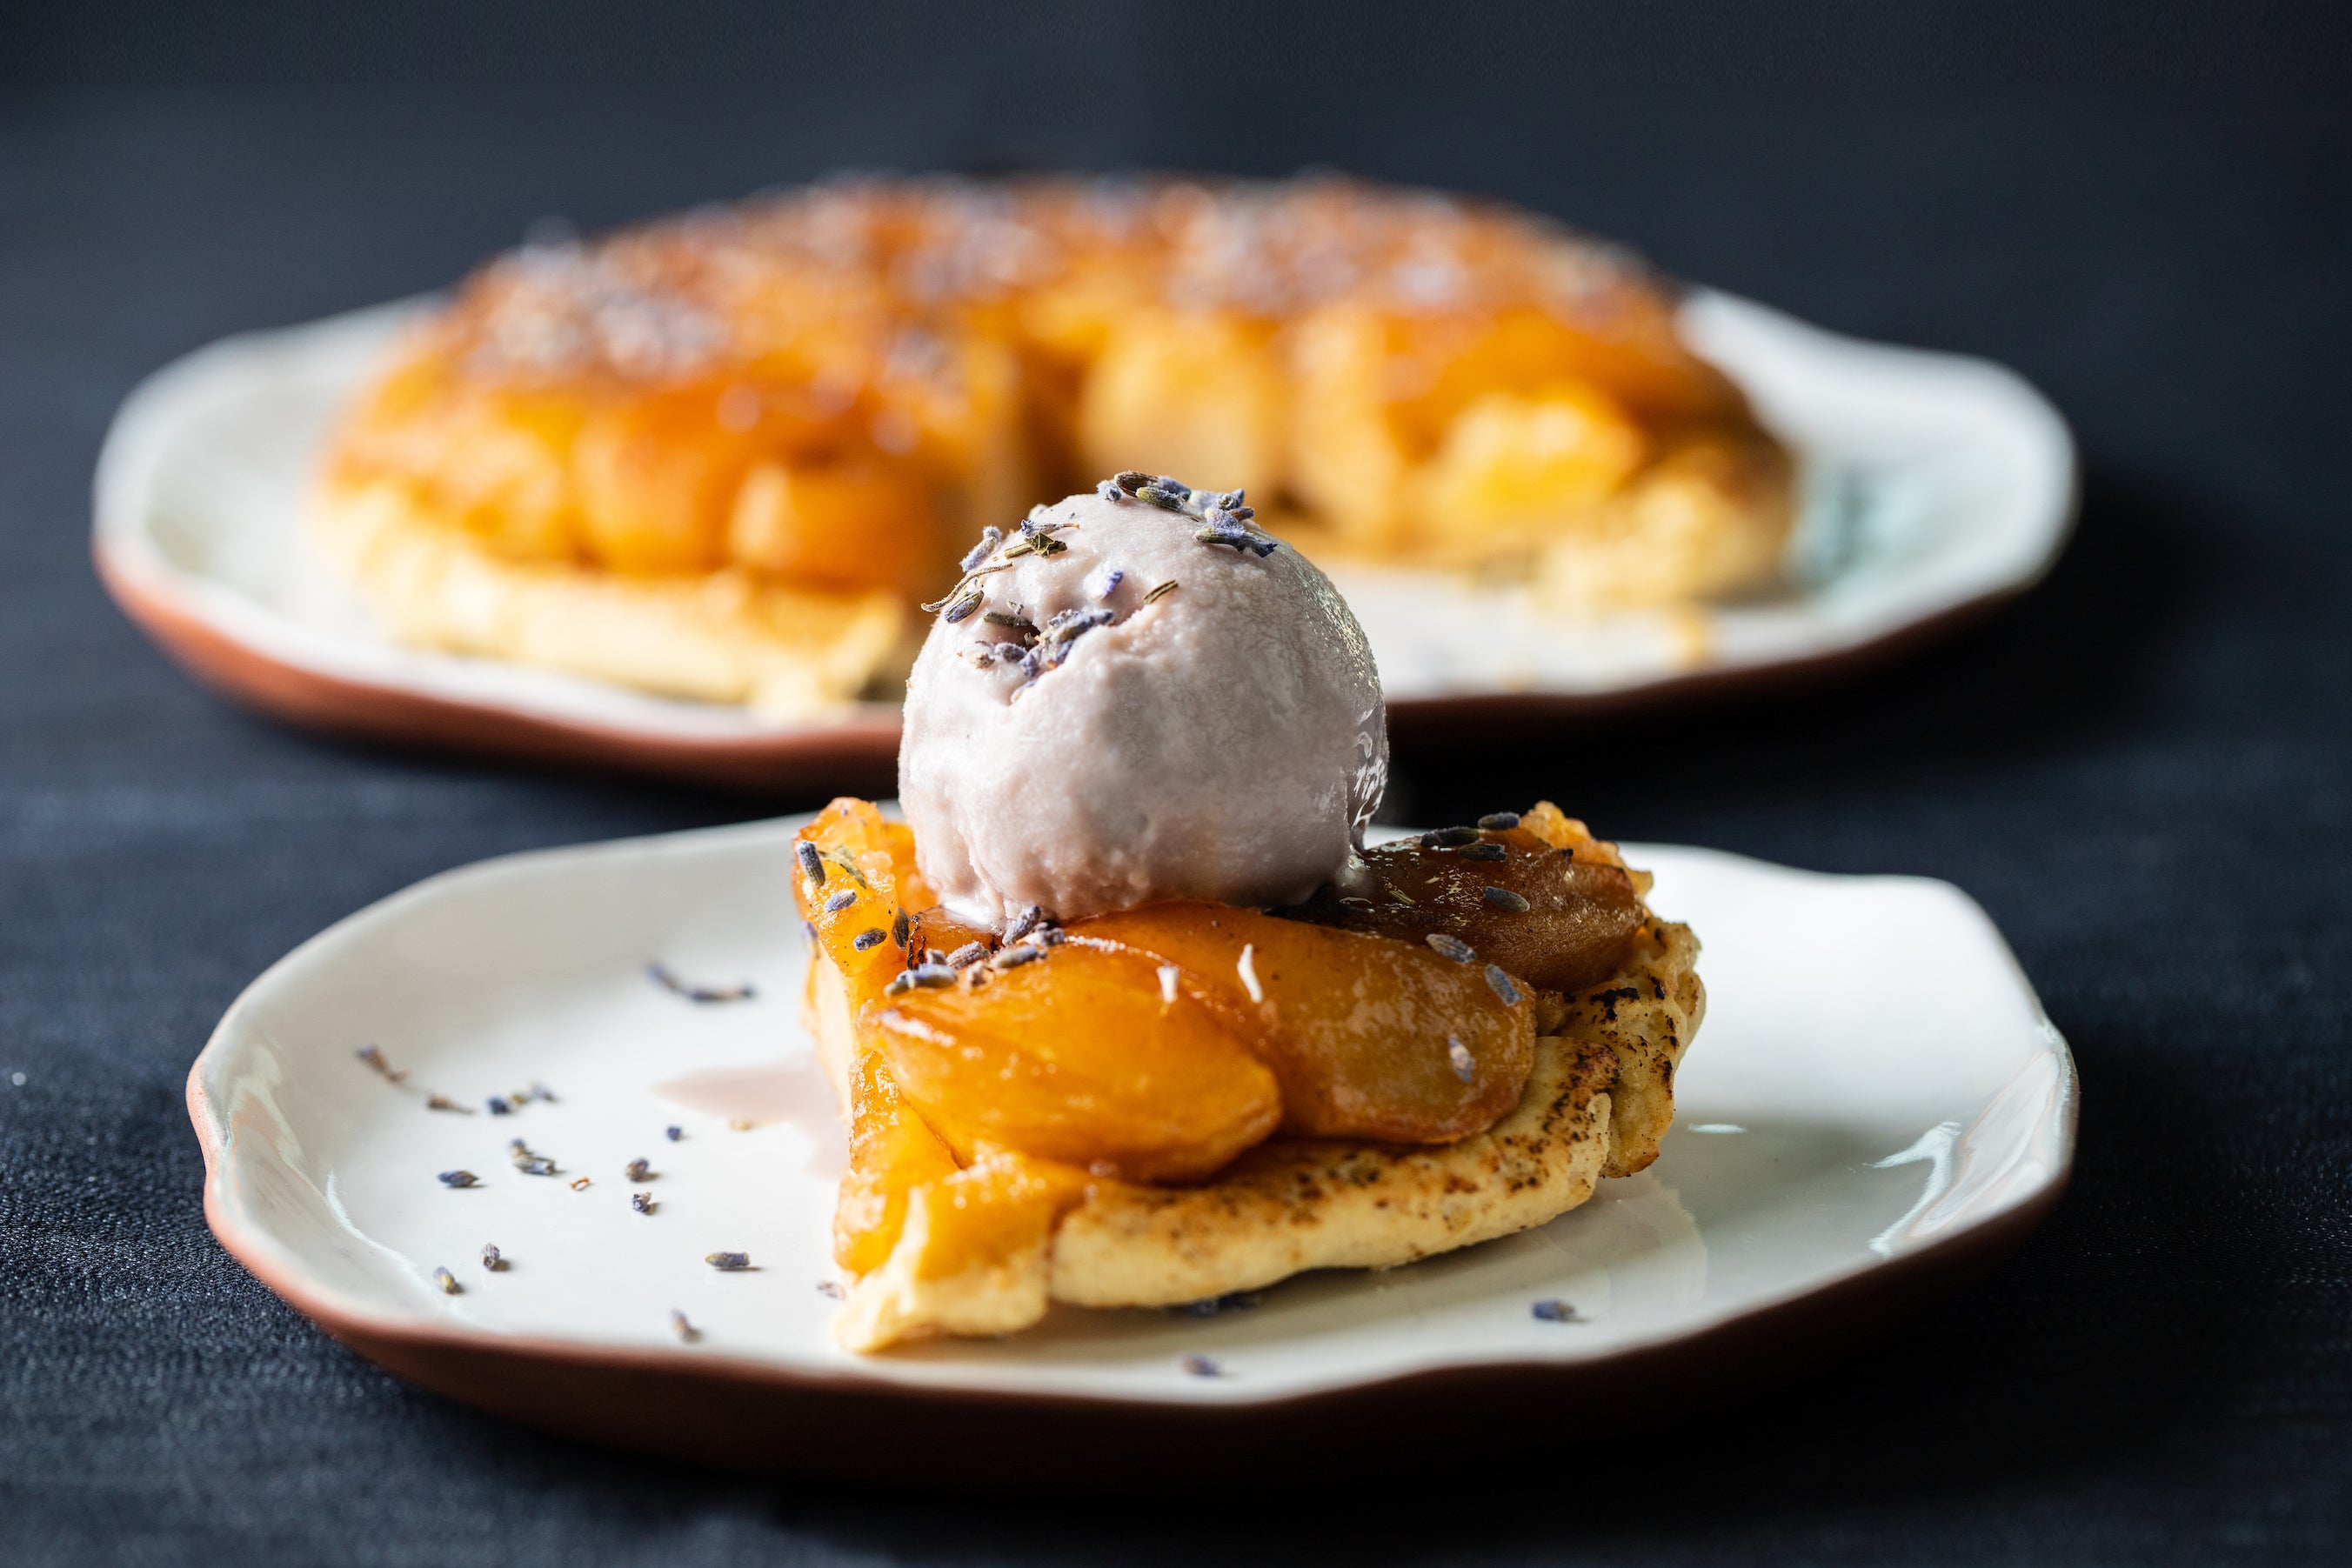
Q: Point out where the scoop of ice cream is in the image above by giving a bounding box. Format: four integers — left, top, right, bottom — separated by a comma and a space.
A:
899, 477, 1387, 926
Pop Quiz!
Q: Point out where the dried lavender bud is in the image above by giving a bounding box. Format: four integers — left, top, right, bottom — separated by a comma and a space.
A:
355, 1044, 408, 1083
480, 1244, 503, 1271
942, 590, 984, 624
624, 1158, 651, 1182
438, 1170, 478, 1188
670, 1309, 696, 1341
945, 941, 988, 970
424, 1093, 471, 1114
909, 963, 957, 987
816, 1279, 845, 1299
1531, 1298, 1581, 1323
631, 1191, 655, 1214
1097, 478, 1124, 502
993, 944, 1045, 970
1097, 569, 1124, 600
1459, 843, 1507, 862
983, 610, 1034, 630
1138, 485, 1188, 510
824, 888, 857, 914
433, 1267, 460, 1295
1153, 476, 1192, 498
1113, 470, 1152, 494
1485, 965, 1524, 1007
1421, 826, 1480, 849
647, 962, 756, 1004
1447, 1037, 1476, 1083
1427, 933, 1476, 964
1004, 904, 1042, 943
796, 842, 825, 884
705, 1251, 752, 1271
1477, 811, 1521, 831
1218, 489, 1246, 510
891, 909, 911, 950
852, 927, 886, 951
1179, 1354, 1223, 1378
959, 526, 1003, 571
1483, 886, 1533, 912
665, 1125, 683, 1142
1046, 607, 1113, 644
486, 1097, 511, 1116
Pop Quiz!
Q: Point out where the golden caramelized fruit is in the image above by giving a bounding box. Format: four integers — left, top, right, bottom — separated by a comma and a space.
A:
793, 799, 924, 1012
571, 390, 764, 574
725, 454, 939, 596
865, 943, 1282, 1183
834, 1049, 960, 1275
1413, 382, 1648, 557
1278, 806, 1646, 993
1072, 904, 1533, 1144
895, 1151, 1091, 1286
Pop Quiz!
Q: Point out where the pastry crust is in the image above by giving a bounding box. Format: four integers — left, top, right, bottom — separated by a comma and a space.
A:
311, 479, 907, 718
808, 917, 1702, 1349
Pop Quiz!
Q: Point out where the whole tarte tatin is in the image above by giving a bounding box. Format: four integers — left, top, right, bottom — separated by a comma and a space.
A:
315, 176, 1792, 717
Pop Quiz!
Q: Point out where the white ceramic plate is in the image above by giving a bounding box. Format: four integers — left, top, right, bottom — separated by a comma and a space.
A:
189, 815, 2075, 1473
101, 293, 2074, 788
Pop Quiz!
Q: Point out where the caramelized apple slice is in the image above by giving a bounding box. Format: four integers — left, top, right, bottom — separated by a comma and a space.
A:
897, 1151, 1092, 1285
831, 1150, 1092, 1350
1072, 904, 1533, 1144
1279, 810, 1646, 993
834, 1050, 960, 1275
793, 799, 924, 1014
865, 943, 1281, 1183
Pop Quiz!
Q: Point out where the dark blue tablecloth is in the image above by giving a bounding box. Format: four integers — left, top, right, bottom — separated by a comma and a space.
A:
3, 9, 2348, 1561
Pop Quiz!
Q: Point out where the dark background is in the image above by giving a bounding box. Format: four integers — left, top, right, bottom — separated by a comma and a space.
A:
3, 3, 2348, 1563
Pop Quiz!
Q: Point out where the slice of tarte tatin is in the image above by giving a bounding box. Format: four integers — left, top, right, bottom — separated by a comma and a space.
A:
792, 797, 1701, 1351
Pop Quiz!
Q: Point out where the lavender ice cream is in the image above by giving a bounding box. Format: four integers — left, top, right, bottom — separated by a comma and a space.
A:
899, 474, 1388, 926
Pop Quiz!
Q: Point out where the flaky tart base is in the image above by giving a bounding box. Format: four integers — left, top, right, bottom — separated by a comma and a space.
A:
310, 478, 908, 720
805, 920, 1702, 1351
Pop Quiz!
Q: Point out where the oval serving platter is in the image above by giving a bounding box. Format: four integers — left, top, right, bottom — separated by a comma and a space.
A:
189, 816, 2075, 1478
101, 291, 2073, 790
